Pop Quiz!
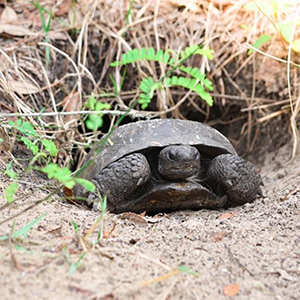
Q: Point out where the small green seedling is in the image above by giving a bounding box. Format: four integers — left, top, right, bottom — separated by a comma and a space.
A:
30, 0, 54, 68
4, 162, 19, 203
68, 252, 86, 276
0, 213, 46, 242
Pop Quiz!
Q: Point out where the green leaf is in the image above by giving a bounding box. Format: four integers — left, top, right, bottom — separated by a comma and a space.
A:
292, 39, 300, 52
0, 235, 9, 241
68, 252, 86, 276
41, 139, 58, 157
87, 96, 97, 110
178, 265, 200, 277
9, 120, 36, 137
14, 245, 32, 253
122, 52, 129, 64
166, 76, 213, 106
21, 137, 39, 155
72, 220, 79, 233
140, 47, 147, 60
203, 78, 213, 91
243, 1, 274, 16
197, 48, 214, 60
41, 164, 75, 188
13, 213, 46, 240
163, 52, 170, 63
110, 61, 121, 67
248, 34, 271, 54
4, 182, 19, 203
199, 90, 213, 106
132, 48, 139, 61
86, 114, 103, 131
155, 49, 164, 61
75, 178, 95, 192
95, 102, 111, 111
5, 162, 18, 179
146, 47, 155, 59
278, 22, 294, 43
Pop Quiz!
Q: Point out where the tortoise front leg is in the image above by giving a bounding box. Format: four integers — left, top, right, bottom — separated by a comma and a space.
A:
88, 153, 151, 212
206, 154, 263, 206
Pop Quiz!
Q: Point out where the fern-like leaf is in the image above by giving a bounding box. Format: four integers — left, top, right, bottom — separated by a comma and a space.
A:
166, 76, 213, 106
110, 45, 214, 67
179, 66, 205, 81
111, 47, 172, 66
180, 45, 214, 61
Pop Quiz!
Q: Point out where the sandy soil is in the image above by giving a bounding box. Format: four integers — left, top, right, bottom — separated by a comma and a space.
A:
1, 144, 300, 300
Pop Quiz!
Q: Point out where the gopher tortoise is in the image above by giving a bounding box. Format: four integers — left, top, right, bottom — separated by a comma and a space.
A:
74, 119, 262, 213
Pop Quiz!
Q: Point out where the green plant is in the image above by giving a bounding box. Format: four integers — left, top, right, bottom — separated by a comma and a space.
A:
0, 213, 46, 243
3, 162, 19, 204
41, 163, 95, 191
68, 252, 86, 276
5, 119, 95, 202
30, 0, 54, 68
110, 45, 214, 109
84, 96, 111, 131
8, 119, 57, 158
244, 0, 300, 53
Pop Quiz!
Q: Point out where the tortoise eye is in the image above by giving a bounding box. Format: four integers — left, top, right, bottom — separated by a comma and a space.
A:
194, 151, 200, 160
167, 150, 176, 161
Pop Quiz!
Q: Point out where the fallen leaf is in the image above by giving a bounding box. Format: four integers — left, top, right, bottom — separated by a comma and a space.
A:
119, 212, 148, 227
0, 24, 36, 36
48, 31, 68, 40
7, 79, 40, 95
61, 91, 81, 123
54, 0, 71, 17
0, 54, 12, 72
146, 213, 167, 224
63, 186, 74, 198
47, 226, 63, 235
223, 283, 239, 297
68, 285, 94, 296
0, 6, 18, 24
218, 211, 238, 220
210, 231, 229, 242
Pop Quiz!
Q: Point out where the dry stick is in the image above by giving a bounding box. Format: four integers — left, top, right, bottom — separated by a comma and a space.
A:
257, 110, 285, 123
117, 15, 153, 36
287, 4, 300, 159
154, 0, 167, 112
0, 110, 150, 118
245, 43, 300, 68
241, 99, 294, 112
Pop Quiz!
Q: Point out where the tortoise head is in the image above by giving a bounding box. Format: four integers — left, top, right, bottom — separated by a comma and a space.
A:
158, 145, 200, 180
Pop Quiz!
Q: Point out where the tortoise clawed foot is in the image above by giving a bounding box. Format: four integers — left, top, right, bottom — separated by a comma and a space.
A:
207, 154, 263, 205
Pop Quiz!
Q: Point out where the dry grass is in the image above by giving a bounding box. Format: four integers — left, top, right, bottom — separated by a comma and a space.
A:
0, 0, 300, 162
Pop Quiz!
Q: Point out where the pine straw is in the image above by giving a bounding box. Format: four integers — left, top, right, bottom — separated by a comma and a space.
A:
0, 0, 300, 163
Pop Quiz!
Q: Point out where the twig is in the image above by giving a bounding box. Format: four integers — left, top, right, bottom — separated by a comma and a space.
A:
0, 110, 151, 119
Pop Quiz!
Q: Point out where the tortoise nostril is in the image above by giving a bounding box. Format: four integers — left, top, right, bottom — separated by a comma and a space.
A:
167, 150, 176, 161
194, 150, 200, 160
